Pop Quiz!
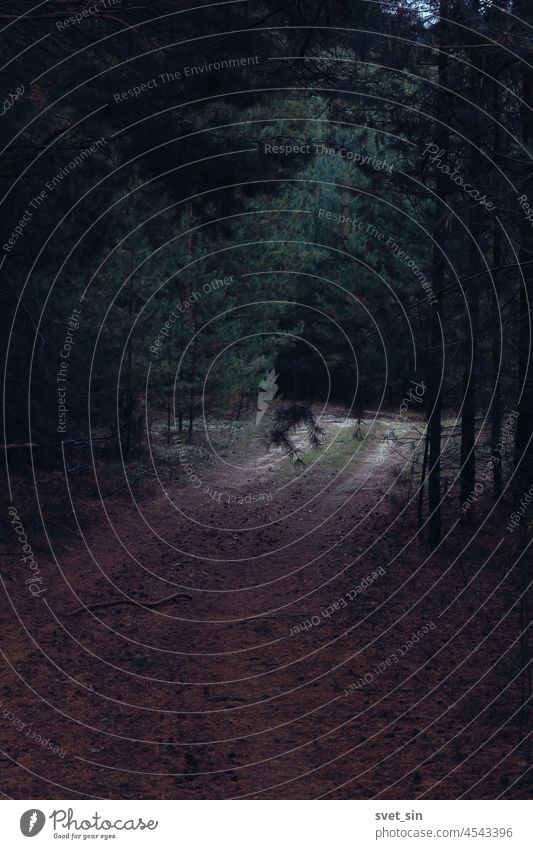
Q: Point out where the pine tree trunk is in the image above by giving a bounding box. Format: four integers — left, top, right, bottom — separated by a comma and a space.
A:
513, 0, 533, 740
460, 229, 481, 513
187, 334, 197, 445
491, 227, 503, 499
427, 0, 450, 548
460, 35, 486, 516
124, 254, 134, 460
514, 0, 533, 517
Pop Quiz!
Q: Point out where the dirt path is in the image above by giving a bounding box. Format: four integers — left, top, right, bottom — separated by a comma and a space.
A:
0, 413, 529, 799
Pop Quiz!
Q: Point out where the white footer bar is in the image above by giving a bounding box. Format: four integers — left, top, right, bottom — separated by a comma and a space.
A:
2, 800, 532, 848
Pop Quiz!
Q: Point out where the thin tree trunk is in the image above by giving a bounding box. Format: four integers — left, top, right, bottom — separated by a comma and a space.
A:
167, 287, 172, 445
427, 0, 450, 548
418, 421, 430, 530
460, 229, 481, 513
187, 333, 197, 445
460, 43, 486, 515
491, 226, 503, 499
513, 0, 533, 741
125, 251, 134, 460
236, 392, 244, 421
178, 307, 184, 434
514, 2, 533, 513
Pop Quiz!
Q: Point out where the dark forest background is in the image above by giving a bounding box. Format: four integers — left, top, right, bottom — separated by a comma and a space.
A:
2, 0, 533, 547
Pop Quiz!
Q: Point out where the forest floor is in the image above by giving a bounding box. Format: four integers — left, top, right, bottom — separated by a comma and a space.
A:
1, 408, 531, 799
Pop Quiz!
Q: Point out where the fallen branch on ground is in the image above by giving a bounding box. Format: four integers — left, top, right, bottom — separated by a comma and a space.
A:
64, 591, 193, 616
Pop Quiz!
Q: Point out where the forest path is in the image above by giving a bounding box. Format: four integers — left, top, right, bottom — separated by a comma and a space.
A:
57, 411, 440, 799
3, 411, 518, 799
